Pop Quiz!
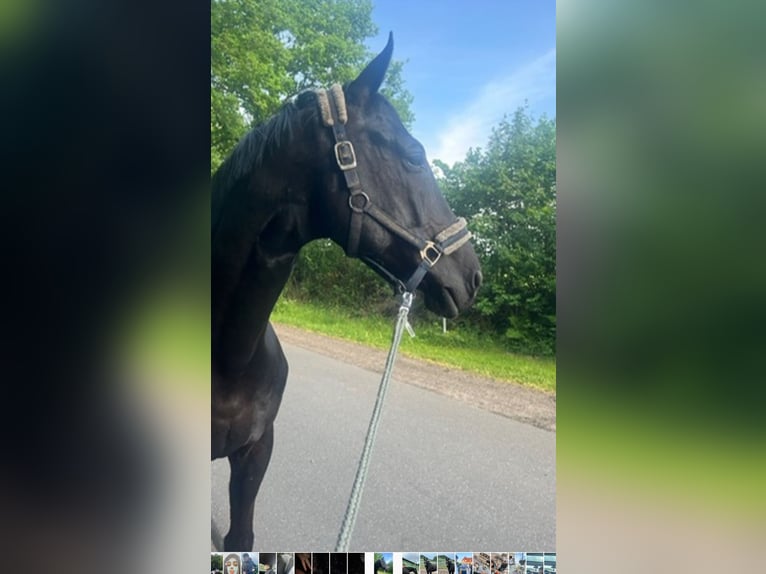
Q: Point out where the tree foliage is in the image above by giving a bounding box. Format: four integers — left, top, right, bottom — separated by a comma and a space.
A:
211, 0, 413, 171
436, 107, 556, 354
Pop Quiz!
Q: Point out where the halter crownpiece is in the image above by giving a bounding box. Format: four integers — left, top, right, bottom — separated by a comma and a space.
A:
317, 84, 472, 293
315, 83, 347, 127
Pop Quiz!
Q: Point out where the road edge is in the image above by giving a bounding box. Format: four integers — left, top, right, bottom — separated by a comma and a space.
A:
273, 322, 556, 432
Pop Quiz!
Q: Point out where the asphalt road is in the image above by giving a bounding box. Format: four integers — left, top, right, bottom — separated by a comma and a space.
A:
212, 342, 555, 551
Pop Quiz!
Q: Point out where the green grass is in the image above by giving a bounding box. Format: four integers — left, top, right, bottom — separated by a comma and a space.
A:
272, 298, 556, 393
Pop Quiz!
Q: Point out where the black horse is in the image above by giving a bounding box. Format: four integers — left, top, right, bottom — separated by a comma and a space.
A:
211, 33, 482, 550
403, 567, 418, 574
446, 558, 455, 574
423, 559, 437, 574
375, 557, 390, 574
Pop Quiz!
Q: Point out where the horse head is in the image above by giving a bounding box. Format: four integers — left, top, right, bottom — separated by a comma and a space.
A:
307, 33, 482, 317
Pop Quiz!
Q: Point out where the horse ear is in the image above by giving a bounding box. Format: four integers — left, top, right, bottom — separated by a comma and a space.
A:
348, 32, 394, 100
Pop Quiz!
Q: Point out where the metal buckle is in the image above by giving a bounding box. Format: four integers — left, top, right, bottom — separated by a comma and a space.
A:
348, 191, 370, 213
420, 241, 442, 266
334, 141, 357, 171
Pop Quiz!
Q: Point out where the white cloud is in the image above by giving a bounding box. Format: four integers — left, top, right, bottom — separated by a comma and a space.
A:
424, 49, 556, 167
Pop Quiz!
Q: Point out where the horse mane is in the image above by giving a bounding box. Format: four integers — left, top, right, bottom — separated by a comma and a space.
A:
211, 90, 320, 237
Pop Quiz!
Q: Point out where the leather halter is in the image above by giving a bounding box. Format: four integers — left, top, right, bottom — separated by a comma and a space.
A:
318, 84, 472, 293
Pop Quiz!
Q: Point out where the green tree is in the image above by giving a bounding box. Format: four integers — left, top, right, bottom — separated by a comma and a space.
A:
436, 107, 556, 354
211, 0, 414, 171
284, 239, 392, 312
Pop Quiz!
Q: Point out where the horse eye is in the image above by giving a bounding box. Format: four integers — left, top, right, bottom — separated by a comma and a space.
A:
404, 157, 421, 169
404, 151, 426, 170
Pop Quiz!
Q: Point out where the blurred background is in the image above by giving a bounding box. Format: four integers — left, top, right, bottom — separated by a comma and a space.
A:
1, 0, 210, 571
558, 0, 765, 571
2, 0, 764, 572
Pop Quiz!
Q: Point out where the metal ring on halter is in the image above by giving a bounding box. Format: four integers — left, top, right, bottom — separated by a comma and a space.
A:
420, 241, 442, 266
348, 191, 370, 213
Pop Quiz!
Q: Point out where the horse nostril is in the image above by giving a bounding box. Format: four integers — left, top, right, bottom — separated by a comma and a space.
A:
473, 270, 483, 290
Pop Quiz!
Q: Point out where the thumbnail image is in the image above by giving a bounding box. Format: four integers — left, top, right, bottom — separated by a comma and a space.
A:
490, 554, 508, 574
212, 553, 224, 574
525, 554, 544, 574
348, 553, 364, 574
455, 553, 472, 574
223, 553, 242, 574
312, 554, 329, 574
296, 554, 311, 574
260, 554, 277, 574
543, 554, 556, 574
402, 553, 419, 574
420, 554, 437, 574
375, 553, 394, 574
279, 554, 295, 574
437, 554, 456, 574
242, 553, 258, 574
511, 554, 525, 574
331, 553, 347, 574
473, 554, 491, 574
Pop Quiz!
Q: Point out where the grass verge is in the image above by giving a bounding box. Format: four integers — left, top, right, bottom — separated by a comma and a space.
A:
272, 297, 556, 393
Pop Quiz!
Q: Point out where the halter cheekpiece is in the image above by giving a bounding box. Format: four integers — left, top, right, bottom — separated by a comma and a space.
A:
316, 84, 472, 293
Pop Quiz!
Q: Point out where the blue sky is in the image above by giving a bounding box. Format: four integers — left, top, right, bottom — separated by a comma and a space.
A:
365, 0, 556, 167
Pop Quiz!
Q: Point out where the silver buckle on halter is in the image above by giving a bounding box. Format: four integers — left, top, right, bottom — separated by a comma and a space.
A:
421, 242, 442, 266
334, 141, 357, 170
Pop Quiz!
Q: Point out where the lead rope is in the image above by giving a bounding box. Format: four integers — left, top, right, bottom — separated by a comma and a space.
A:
334, 291, 415, 551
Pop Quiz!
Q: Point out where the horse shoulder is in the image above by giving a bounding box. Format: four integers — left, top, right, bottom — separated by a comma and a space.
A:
211, 323, 289, 459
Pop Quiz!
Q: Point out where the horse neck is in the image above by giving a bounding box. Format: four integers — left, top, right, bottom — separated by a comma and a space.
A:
212, 160, 314, 374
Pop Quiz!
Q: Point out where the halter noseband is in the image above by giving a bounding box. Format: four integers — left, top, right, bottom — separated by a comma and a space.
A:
316, 84, 472, 293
